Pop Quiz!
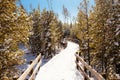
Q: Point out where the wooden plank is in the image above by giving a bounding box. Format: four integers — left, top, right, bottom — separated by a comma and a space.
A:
75, 54, 105, 80
18, 54, 41, 80
77, 63, 90, 80
29, 58, 42, 80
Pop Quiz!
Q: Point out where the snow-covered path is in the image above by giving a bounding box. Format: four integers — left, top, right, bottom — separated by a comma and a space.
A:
35, 41, 84, 80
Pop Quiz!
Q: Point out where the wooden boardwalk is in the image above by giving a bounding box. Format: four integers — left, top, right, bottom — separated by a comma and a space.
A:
18, 42, 105, 80
17, 54, 105, 80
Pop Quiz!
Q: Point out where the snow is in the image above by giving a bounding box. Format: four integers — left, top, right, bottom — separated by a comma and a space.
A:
116, 31, 120, 36
114, 42, 119, 46
35, 41, 84, 80
116, 26, 120, 36
17, 52, 36, 73
16, 48, 37, 75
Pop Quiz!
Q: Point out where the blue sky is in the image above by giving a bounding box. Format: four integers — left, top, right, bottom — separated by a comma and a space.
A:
20, 0, 95, 22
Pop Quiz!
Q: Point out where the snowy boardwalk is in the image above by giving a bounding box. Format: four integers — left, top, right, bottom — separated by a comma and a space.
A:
35, 41, 84, 80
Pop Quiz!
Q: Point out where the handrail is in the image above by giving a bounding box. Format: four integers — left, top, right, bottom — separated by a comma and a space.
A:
75, 54, 105, 80
29, 58, 42, 80
76, 62, 90, 80
18, 54, 41, 80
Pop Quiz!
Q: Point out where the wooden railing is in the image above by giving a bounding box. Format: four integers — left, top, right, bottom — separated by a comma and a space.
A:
75, 54, 105, 80
18, 54, 42, 80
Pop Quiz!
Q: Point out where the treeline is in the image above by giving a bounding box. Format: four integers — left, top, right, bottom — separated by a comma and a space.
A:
70, 0, 120, 79
29, 8, 63, 58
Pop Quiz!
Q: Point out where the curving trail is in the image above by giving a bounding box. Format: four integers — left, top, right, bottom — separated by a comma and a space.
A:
35, 41, 84, 80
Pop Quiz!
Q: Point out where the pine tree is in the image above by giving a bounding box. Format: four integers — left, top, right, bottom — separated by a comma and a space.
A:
88, 1, 111, 78
77, 0, 91, 67
89, 0, 119, 79
77, 10, 87, 54
39, 10, 53, 58
30, 9, 63, 58
0, 0, 32, 79
49, 15, 62, 56
105, 0, 120, 78
29, 7, 42, 54
57, 21, 63, 47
